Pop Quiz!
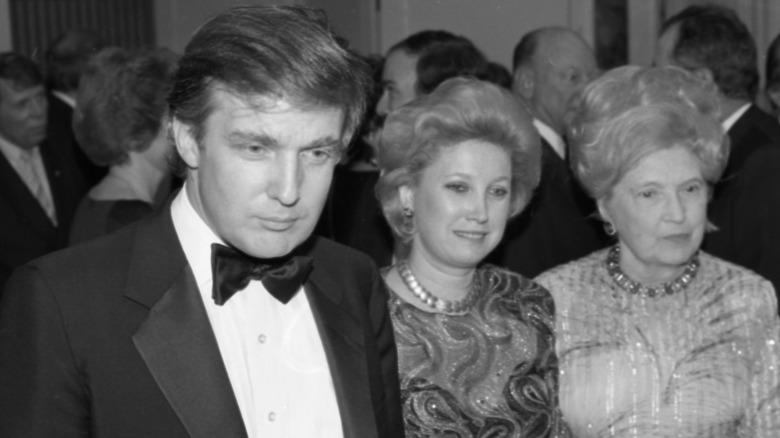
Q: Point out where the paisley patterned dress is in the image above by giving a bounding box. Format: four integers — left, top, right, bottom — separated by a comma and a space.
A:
536, 249, 780, 437
385, 265, 567, 437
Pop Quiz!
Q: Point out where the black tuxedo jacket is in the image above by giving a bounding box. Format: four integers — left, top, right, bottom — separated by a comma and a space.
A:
0, 138, 87, 290
0, 203, 403, 437
702, 104, 780, 296
46, 92, 106, 187
487, 138, 608, 277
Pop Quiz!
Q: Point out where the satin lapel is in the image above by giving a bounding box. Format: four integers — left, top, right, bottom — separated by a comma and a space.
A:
128, 207, 247, 438
0, 147, 56, 233
305, 268, 379, 438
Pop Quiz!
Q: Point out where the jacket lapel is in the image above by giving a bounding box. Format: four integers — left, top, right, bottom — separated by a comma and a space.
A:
305, 266, 379, 438
127, 207, 247, 438
0, 147, 57, 233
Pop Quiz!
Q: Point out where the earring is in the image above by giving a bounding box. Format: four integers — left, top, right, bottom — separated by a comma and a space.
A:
604, 220, 616, 236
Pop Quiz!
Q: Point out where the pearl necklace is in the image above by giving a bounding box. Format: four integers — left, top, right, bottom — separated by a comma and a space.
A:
606, 245, 699, 298
397, 260, 480, 314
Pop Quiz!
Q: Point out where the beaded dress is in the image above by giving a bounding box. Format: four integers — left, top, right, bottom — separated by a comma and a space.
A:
536, 248, 780, 437
384, 265, 568, 437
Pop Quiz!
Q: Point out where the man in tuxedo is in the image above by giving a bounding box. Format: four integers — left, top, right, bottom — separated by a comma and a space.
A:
487, 27, 608, 277
45, 29, 106, 187
0, 6, 402, 438
655, 5, 780, 295
0, 53, 87, 291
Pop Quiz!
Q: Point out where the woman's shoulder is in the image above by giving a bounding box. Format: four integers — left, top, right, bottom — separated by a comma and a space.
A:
479, 264, 556, 310
698, 251, 777, 313
480, 263, 549, 293
534, 248, 610, 290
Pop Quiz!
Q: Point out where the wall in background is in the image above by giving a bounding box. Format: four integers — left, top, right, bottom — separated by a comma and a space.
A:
378, 0, 574, 68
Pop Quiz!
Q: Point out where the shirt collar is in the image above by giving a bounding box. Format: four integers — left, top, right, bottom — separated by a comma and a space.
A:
51, 90, 76, 108
171, 184, 226, 290
0, 134, 36, 164
533, 118, 566, 159
722, 103, 751, 132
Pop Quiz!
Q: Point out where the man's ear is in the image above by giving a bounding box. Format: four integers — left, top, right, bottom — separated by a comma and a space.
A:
512, 66, 535, 101
690, 67, 715, 86
172, 117, 200, 169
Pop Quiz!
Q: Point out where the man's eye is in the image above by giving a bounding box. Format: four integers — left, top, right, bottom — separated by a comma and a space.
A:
639, 189, 657, 199
303, 148, 334, 164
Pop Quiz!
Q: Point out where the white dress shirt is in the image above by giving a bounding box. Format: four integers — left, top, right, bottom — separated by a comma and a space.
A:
0, 136, 57, 224
722, 102, 751, 132
171, 187, 343, 437
533, 118, 566, 160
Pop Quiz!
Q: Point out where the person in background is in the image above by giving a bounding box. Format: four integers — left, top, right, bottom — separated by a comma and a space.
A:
0, 6, 402, 437
69, 47, 178, 245
45, 28, 106, 186
487, 27, 607, 278
377, 77, 568, 437
0, 52, 86, 292
655, 4, 780, 296
537, 65, 780, 436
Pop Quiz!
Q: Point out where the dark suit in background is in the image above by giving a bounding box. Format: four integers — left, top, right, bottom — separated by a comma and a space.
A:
0, 204, 400, 437
46, 91, 106, 187
0, 137, 86, 290
703, 104, 780, 294
487, 139, 608, 277
319, 167, 394, 268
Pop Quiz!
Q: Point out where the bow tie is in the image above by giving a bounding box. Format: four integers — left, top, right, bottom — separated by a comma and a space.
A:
210, 243, 313, 306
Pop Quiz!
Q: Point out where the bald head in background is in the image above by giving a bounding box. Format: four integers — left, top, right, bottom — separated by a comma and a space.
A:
512, 27, 598, 136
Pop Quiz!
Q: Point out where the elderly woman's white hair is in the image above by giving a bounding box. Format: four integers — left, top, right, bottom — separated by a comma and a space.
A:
568, 65, 729, 202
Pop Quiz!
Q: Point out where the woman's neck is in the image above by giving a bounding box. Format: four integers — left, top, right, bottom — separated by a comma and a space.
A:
617, 244, 688, 285
404, 248, 475, 301
90, 155, 167, 203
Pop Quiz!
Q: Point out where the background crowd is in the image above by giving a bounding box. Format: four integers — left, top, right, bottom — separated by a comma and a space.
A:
0, 2, 778, 437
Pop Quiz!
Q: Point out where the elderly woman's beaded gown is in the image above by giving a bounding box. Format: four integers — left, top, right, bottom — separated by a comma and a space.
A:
385, 265, 567, 437
536, 249, 780, 437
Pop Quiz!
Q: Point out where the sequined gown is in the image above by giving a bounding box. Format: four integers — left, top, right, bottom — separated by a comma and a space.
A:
385, 265, 567, 437
536, 249, 780, 437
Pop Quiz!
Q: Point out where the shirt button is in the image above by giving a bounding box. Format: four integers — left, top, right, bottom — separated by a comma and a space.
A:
258, 334, 267, 344
268, 411, 276, 422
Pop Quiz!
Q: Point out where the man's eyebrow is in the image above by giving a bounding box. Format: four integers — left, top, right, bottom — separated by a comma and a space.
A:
228, 131, 278, 147
302, 137, 341, 151
228, 131, 341, 150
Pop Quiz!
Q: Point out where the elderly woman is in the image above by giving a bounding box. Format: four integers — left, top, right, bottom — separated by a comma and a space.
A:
536, 66, 780, 436
377, 77, 567, 437
69, 47, 177, 244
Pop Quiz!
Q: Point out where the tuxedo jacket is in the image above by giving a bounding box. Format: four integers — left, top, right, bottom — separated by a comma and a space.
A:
46, 92, 107, 187
0, 138, 87, 291
0, 204, 403, 437
487, 139, 608, 277
702, 104, 780, 296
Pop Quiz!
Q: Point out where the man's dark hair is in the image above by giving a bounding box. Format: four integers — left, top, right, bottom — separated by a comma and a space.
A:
388, 30, 460, 56
661, 5, 758, 101
168, 5, 372, 148
45, 29, 104, 92
415, 38, 488, 95
0, 52, 44, 100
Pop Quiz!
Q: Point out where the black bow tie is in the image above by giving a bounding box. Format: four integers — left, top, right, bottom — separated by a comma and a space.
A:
210, 243, 313, 305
